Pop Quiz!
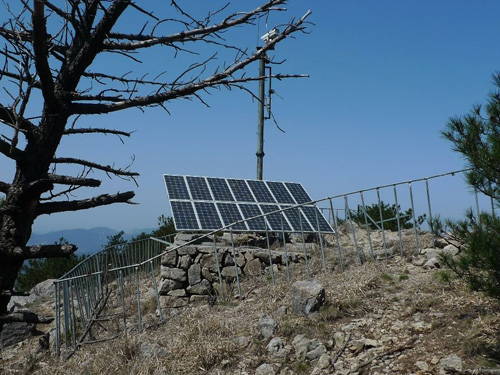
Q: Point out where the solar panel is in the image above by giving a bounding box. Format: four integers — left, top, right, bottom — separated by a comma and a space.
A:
208, 178, 234, 201
247, 180, 276, 203
194, 202, 222, 230
163, 174, 334, 233
260, 204, 291, 231
239, 203, 266, 231
282, 206, 314, 232
186, 176, 212, 201
170, 201, 199, 230
285, 182, 312, 204
266, 181, 296, 204
217, 203, 247, 231
227, 179, 255, 202
164, 175, 190, 200
301, 206, 333, 233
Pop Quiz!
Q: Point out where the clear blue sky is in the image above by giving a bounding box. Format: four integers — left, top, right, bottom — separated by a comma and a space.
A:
6, 1, 499, 233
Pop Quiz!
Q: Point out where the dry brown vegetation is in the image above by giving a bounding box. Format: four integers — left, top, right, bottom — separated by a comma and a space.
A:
1, 232, 500, 374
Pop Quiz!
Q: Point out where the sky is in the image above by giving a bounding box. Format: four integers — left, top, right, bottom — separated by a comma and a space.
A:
2, 1, 500, 234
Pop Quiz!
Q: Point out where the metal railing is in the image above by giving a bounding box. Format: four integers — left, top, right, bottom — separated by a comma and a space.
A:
53, 169, 491, 357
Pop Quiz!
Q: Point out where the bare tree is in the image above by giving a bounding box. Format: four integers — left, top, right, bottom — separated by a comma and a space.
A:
0, 0, 310, 316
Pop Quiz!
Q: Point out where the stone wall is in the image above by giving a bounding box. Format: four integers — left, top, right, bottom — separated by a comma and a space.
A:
159, 244, 303, 308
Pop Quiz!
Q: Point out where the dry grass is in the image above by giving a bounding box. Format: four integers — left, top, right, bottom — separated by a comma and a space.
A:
2, 233, 500, 374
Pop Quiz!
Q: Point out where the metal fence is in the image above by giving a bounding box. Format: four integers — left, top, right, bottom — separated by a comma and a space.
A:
54, 169, 491, 357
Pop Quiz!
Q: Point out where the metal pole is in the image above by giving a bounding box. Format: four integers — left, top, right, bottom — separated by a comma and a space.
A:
299, 210, 311, 277
330, 199, 344, 271
150, 261, 163, 322
213, 236, 224, 298
55, 282, 61, 357
264, 223, 276, 284
376, 188, 388, 258
136, 266, 142, 332
409, 182, 420, 254
118, 270, 127, 331
393, 185, 404, 256
280, 213, 290, 282
360, 192, 374, 259
229, 228, 243, 299
314, 205, 327, 273
345, 196, 363, 265
256, 56, 266, 180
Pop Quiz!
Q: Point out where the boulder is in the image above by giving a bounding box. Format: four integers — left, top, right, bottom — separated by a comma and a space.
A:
161, 267, 187, 282
187, 279, 212, 295
188, 264, 202, 285
440, 354, 462, 374
291, 279, 325, 316
178, 255, 192, 270
177, 245, 198, 256
174, 233, 205, 245
221, 266, 242, 279
258, 314, 276, 339
159, 279, 184, 295
0, 322, 36, 348
255, 363, 275, 375
161, 250, 178, 267
200, 253, 220, 272
244, 258, 262, 276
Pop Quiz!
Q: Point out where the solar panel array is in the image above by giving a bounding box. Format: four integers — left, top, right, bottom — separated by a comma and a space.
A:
164, 175, 334, 233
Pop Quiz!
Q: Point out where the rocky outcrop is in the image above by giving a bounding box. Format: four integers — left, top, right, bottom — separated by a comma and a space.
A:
291, 279, 325, 316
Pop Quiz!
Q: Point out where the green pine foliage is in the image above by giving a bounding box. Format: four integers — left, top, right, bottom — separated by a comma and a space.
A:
350, 201, 426, 231
16, 238, 86, 292
439, 72, 500, 299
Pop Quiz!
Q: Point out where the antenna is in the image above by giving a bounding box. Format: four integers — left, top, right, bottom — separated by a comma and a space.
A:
256, 28, 279, 180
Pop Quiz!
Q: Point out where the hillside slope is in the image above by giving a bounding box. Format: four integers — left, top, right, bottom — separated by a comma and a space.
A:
1, 250, 499, 375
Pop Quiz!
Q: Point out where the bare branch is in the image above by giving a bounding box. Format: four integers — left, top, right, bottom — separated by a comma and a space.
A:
32, 0, 58, 109
12, 243, 77, 259
36, 191, 135, 216
63, 127, 132, 137
52, 157, 139, 178
47, 174, 101, 187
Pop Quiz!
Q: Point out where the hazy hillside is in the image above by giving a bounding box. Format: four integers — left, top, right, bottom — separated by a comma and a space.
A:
28, 227, 153, 255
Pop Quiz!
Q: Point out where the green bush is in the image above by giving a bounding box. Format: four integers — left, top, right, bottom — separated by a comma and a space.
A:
350, 201, 426, 231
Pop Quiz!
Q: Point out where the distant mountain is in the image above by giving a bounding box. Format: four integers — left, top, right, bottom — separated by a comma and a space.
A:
28, 227, 154, 256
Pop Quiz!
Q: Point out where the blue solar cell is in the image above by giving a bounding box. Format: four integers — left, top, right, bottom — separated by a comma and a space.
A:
238, 204, 266, 231
227, 179, 255, 202
170, 201, 199, 230
194, 202, 222, 230
247, 180, 276, 203
186, 176, 212, 201
284, 182, 312, 204
281, 205, 314, 232
217, 203, 247, 230
300, 206, 334, 233
164, 175, 190, 200
260, 204, 291, 231
266, 182, 295, 204
207, 178, 234, 201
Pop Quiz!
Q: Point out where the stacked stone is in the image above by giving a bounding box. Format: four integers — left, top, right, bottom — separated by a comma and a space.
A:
159, 244, 303, 307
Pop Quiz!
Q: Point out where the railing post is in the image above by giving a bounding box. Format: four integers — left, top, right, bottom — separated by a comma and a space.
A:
330, 198, 344, 271
280, 212, 291, 282
376, 188, 388, 259
393, 185, 404, 256
409, 182, 420, 254
360, 192, 374, 259
229, 228, 243, 299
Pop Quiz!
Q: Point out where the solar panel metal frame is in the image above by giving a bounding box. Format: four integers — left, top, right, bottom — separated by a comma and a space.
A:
163, 174, 334, 233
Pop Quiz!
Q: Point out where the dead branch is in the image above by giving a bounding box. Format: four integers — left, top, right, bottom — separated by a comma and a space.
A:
63, 128, 132, 137
13, 243, 77, 259
52, 157, 139, 178
36, 190, 135, 216
47, 174, 101, 187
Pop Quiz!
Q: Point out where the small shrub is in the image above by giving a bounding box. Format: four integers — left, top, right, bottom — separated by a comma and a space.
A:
399, 274, 409, 281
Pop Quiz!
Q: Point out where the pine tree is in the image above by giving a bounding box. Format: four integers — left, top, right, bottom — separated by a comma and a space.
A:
440, 72, 500, 299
